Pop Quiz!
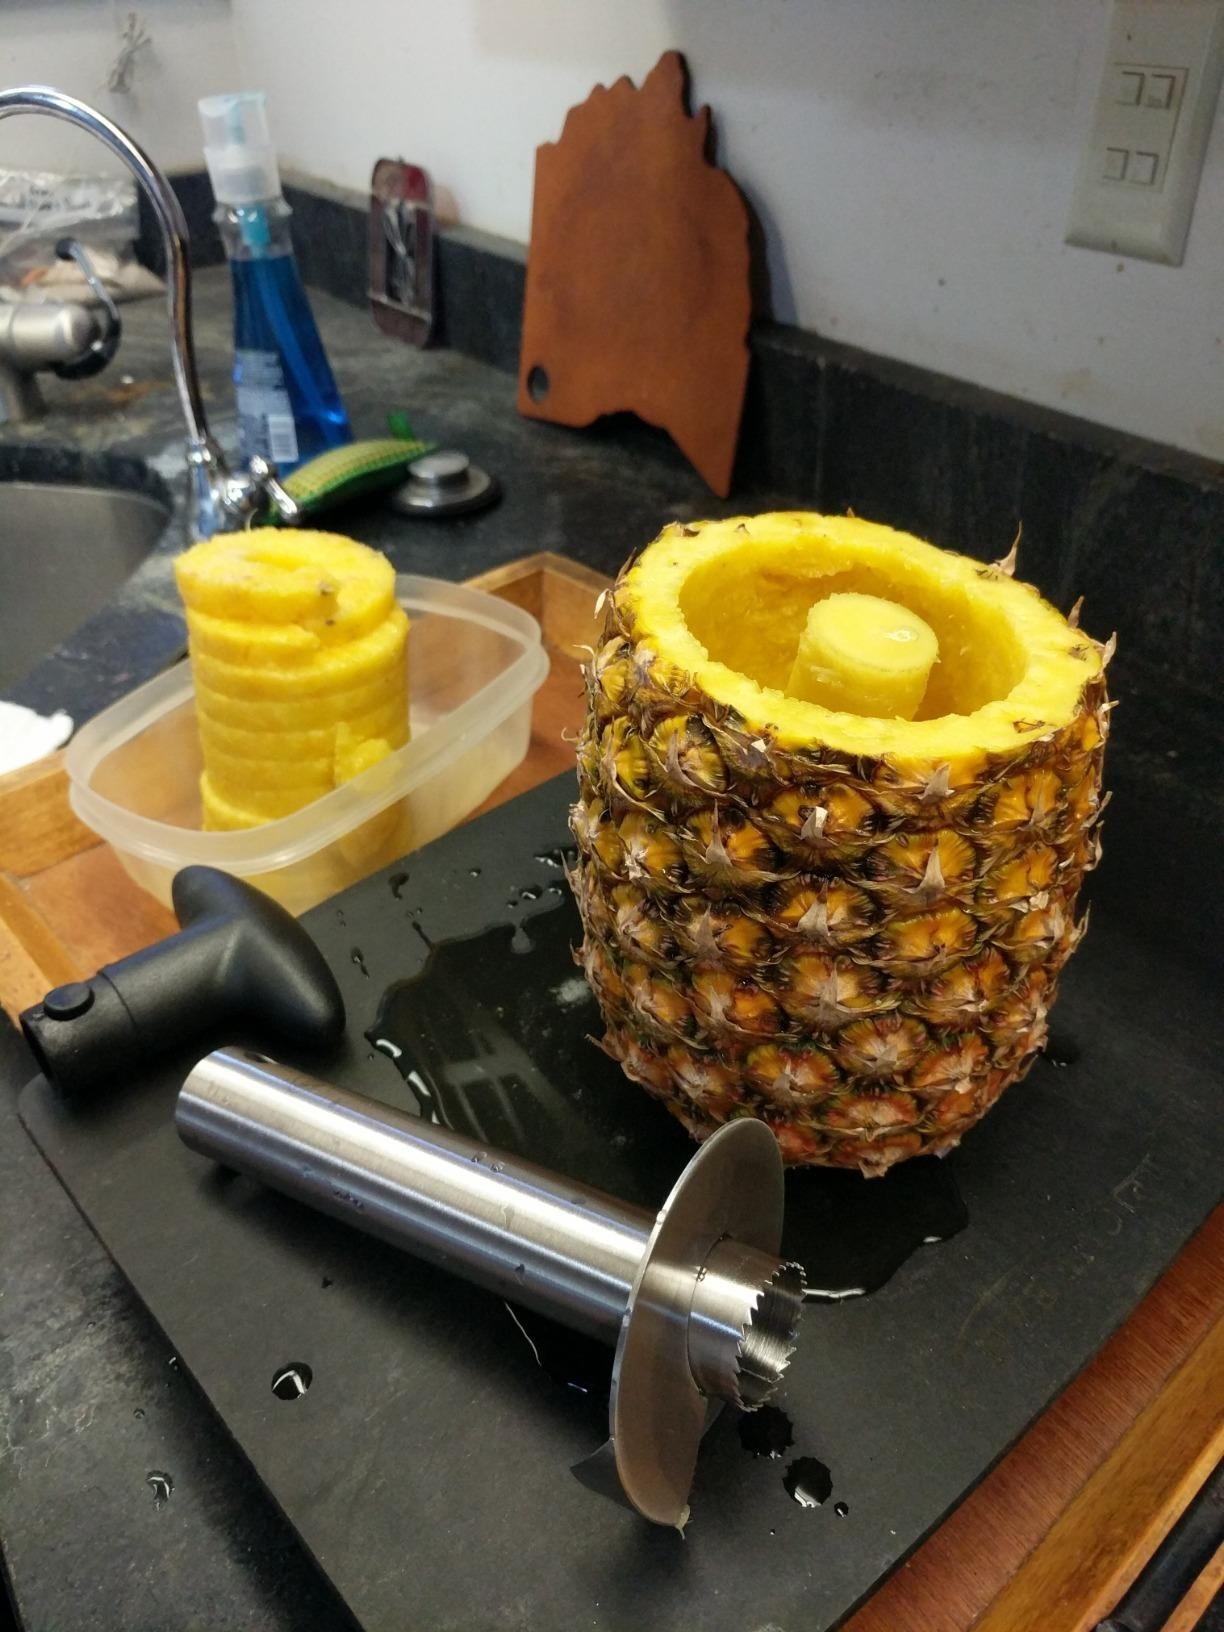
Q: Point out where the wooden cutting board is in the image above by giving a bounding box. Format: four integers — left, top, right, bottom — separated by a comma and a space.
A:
1, 547, 1220, 1630
516, 51, 752, 497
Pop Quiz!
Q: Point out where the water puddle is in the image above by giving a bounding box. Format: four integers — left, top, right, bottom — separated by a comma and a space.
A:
366, 885, 974, 1514
783, 1457, 832, 1509
1042, 1031, 1080, 1069
368, 892, 968, 1312
738, 1404, 794, 1459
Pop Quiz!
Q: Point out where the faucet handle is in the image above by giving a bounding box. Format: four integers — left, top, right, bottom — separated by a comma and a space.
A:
186, 445, 303, 538
246, 453, 303, 524
51, 238, 121, 380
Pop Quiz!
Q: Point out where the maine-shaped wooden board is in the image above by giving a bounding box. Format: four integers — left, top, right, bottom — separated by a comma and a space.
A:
517, 51, 751, 497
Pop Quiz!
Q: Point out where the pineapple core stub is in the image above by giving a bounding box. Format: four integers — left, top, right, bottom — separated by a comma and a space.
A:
571, 512, 1111, 1175
787, 591, 938, 719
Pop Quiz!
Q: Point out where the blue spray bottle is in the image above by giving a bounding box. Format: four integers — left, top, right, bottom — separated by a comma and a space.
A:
199, 92, 351, 473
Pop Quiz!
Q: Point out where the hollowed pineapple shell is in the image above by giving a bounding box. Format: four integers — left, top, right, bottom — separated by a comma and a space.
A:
570, 513, 1110, 1174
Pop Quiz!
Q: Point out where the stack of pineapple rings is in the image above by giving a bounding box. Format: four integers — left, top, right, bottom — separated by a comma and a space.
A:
174, 530, 409, 831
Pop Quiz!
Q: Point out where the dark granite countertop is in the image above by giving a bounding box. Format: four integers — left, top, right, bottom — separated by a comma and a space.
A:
1, 272, 1220, 1632
0, 272, 787, 1632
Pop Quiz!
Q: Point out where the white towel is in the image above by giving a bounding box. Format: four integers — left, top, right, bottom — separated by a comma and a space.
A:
0, 699, 72, 775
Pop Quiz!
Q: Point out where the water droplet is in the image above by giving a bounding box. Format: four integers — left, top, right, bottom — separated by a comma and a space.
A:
791, 1157, 968, 1302
533, 847, 576, 870
365, 890, 967, 1307
1043, 1032, 1080, 1068
469, 866, 482, 878
271, 1362, 312, 1401
146, 1470, 173, 1504
738, 1404, 794, 1459
514, 1263, 526, 1281
547, 881, 566, 896
389, 871, 409, 900
366, 896, 695, 1227
335, 907, 346, 926
167, 1355, 179, 1372
783, 1457, 832, 1509
351, 948, 369, 977
520, 884, 542, 901
834, 1501, 849, 1518
133, 1408, 145, 1420
320, 1276, 333, 1289
504, 1303, 612, 1400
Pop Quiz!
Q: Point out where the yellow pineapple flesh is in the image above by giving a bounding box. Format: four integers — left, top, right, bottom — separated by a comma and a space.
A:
570, 513, 1110, 1174
786, 591, 938, 719
174, 529, 409, 831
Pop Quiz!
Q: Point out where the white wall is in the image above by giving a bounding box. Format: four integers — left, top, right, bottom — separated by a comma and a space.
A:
5, 1, 1220, 460
0, 0, 239, 173
225, 0, 1224, 463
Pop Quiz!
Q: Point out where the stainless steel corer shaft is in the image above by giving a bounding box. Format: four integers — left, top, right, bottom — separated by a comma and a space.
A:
177, 1049, 805, 1526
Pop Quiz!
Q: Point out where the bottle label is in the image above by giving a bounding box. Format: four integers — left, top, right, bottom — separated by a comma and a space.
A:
235, 348, 299, 468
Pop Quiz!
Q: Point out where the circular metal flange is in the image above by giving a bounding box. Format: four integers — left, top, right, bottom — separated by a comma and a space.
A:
389, 449, 500, 517
608, 1118, 801, 1528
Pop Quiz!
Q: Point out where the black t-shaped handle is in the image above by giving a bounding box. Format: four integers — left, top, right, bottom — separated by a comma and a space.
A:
21, 867, 345, 1095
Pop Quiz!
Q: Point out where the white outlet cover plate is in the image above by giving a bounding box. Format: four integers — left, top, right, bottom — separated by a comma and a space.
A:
1067, 0, 1224, 264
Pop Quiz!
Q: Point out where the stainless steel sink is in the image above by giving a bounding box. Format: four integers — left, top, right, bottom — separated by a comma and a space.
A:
0, 479, 169, 690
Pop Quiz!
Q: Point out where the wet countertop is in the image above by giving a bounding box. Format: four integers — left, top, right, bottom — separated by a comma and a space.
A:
1, 273, 1221, 1632
1, 267, 766, 726
0, 271, 783, 1632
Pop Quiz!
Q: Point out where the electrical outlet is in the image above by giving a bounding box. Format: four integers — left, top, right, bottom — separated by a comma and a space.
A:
1066, 0, 1224, 264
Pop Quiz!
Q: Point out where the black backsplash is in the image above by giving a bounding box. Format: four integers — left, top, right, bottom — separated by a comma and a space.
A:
137, 170, 224, 275
165, 168, 1222, 720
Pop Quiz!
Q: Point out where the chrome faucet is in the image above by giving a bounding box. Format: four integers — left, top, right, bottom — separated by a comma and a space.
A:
0, 292, 109, 424
0, 85, 299, 537
0, 235, 123, 424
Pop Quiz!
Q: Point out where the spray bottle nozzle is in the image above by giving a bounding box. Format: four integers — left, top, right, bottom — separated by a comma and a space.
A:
198, 90, 281, 206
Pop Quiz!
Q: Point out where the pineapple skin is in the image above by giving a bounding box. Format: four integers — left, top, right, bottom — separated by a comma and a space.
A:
569, 516, 1111, 1175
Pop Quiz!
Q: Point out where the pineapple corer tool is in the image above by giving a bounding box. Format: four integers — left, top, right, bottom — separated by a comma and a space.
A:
177, 1048, 806, 1527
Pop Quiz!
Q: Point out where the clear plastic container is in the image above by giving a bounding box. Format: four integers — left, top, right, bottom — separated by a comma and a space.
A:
66, 575, 549, 915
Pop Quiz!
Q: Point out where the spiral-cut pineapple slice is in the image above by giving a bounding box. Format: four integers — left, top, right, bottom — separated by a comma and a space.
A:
191, 608, 408, 700
185, 608, 324, 667
199, 776, 307, 828
176, 528, 410, 832
193, 673, 405, 733
175, 529, 396, 638
202, 747, 337, 796
196, 697, 407, 761
335, 724, 394, 783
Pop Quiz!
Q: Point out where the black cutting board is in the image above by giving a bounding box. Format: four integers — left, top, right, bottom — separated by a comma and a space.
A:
19, 771, 1224, 1632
